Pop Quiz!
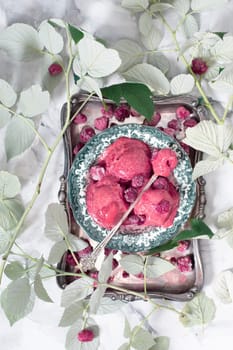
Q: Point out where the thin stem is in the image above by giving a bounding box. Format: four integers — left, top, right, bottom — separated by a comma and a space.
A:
0, 104, 50, 152
222, 95, 233, 122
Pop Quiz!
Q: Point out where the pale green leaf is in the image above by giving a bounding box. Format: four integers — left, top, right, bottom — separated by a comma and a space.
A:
118, 344, 129, 350
204, 64, 221, 81
0, 79, 17, 107
98, 252, 113, 283
0, 227, 11, 254
66, 319, 99, 350
4, 261, 25, 280
97, 298, 125, 315
213, 270, 233, 304
209, 66, 233, 92
61, 277, 94, 307
170, 74, 194, 95
173, 0, 190, 15
1, 278, 33, 325
0, 171, 21, 199
150, 3, 173, 12
139, 12, 153, 36
113, 39, 143, 72
44, 203, 69, 242
192, 157, 224, 180
5, 117, 36, 160
49, 18, 66, 28
149, 336, 170, 350
217, 207, 233, 228
39, 21, 63, 54
77, 76, 102, 100
48, 243, 64, 264
89, 286, 106, 314
183, 120, 233, 157
0, 23, 43, 61
124, 317, 131, 338
183, 14, 199, 38
18, 85, 50, 117
147, 52, 170, 74
211, 36, 233, 64
0, 107, 11, 128
191, 0, 228, 11
180, 292, 216, 327
121, 0, 149, 12
146, 257, 175, 278
120, 254, 143, 275
34, 275, 53, 302
34, 256, 45, 276
59, 301, 85, 327
75, 37, 121, 78
0, 198, 24, 230
131, 327, 156, 350
123, 63, 170, 95
141, 26, 163, 51
67, 234, 89, 252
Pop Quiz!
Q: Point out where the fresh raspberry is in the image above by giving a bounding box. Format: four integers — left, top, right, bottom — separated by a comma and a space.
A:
183, 118, 198, 128
191, 58, 208, 75
156, 199, 170, 214
176, 255, 193, 272
100, 104, 115, 118
143, 112, 161, 126
104, 248, 118, 256
131, 174, 145, 188
89, 271, 99, 280
130, 107, 141, 117
170, 257, 177, 265
73, 113, 87, 124
122, 271, 130, 278
73, 142, 84, 155
168, 119, 179, 130
152, 176, 169, 190
177, 240, 190, 252
124, 187, 138, 203
135, 272, 144, 279
77, 245, 93, 259
90, 165, 106, 181
179, 141, 190, 155
65, 252, 79, 266
114, 104, 130, 121
112, 258, 119, 270
77, 329, 94, 342
163, 127, 176, 137
123, 214, 141, 225
79, 126, 95, 143
94, 116, 109, 130
48, 63, 63, 76
152, 148, 178, 177
176, 106, 190, 120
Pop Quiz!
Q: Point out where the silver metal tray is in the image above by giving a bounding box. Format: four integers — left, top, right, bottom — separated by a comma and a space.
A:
57, 93, 207, 301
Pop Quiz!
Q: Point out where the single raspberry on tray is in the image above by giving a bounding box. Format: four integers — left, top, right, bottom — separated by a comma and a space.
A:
94, 116, 109, 130
79, 126, 95, 143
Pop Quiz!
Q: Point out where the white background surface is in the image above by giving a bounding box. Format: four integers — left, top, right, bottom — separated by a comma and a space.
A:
1, 1, 233, 349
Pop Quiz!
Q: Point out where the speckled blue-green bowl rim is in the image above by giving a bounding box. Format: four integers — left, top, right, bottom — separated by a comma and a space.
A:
68, 124, 196, 252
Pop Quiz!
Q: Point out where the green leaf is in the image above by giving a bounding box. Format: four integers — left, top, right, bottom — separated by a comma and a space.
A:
180, 292, 216, 327
174, 219, 214, 241
0, 23, 43, 61
149, 336, 170, 350
120, 254, 144, 275
48, 18, 66, 28
5, 117, 36, 160
18, 84, 50, 117
170, 74, 194, 95
98, 253, 113, 283
61, 277, 94, 307
183, 14, 199, 38
97, 298, 125, 315
146, 256, 174, 278
183, 120, 233, 158
131, 327, 156, 350
74, 36, 121, 78
101, 82, 154, 120
0, 227, 11, 254
0, 171, 21, 199
1, 278, 33, 325
38, 21, 64, 54
192, 157, 224, 180
34, 275, 53, 302
89, 285, 106, 314
0, 79, 17, 107
121, 0, 149, 12
44, 203, 69, 242
191, 0, 228, 11
68, 24, 84, 44
213, 270, 233, 304
0, 107, 11, 128
59, 301, 85, 327
124, 317, 131, 338
214, 32, 226, 40
66, 319, 99, 350
0, 198, 24, 230
113, 39, 144, 72
123, 63, 170, 95
146, 240, 178, 255
4, 261, 25, 280
139, 12, 153, 36
141, 26, 163, 51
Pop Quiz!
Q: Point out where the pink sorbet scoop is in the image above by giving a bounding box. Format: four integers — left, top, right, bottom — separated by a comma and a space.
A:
151, 148, 178, 177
